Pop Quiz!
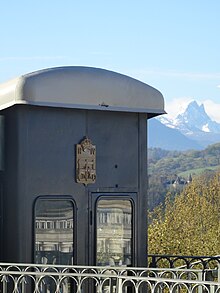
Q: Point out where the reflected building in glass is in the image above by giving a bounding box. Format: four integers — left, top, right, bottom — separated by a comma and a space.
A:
96, 199, 132, 266
35, 200, 74, 265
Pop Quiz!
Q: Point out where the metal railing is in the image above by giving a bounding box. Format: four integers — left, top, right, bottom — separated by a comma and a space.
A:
0, 262, 220, 292
148, 254, 220, 270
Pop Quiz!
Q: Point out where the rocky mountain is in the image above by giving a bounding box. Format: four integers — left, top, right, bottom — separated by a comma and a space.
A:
160, 101, 220, 135
149, 100, 220, 150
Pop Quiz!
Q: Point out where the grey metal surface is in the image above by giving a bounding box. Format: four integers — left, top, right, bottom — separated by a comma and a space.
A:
1, 106, 147, 267
0, 66, 165, 115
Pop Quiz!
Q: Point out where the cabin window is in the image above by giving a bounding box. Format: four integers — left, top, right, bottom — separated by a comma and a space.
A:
96, 199, 133, 266
35, 199, 74, 265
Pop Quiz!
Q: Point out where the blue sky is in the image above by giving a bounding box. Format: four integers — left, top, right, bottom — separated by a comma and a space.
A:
1, 0, 220, 120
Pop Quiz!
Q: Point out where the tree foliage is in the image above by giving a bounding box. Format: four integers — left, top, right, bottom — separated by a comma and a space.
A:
148, 171, 220, 256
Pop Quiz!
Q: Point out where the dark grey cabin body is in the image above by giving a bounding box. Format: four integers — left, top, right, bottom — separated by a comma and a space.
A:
0, 67, 165, 267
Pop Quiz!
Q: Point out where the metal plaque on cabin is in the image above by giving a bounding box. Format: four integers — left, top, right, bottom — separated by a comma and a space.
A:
76, 137, 96, 185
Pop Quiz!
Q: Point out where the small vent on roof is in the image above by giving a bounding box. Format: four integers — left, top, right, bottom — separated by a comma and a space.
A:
99, 102, 109, 107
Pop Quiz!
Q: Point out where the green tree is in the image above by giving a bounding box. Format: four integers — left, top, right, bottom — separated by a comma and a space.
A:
148, 172, 220, 256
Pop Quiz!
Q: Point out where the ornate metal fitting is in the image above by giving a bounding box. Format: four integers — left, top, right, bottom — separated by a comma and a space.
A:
76, 137, 96, 185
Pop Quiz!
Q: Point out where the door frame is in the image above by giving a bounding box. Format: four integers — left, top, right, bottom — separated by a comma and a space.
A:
88, 192, 137, 267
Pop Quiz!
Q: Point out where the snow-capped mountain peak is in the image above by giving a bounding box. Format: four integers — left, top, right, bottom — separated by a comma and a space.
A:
158, 100, 220, 136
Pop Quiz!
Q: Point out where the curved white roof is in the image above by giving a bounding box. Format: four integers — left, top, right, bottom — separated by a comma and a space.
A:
0, 66, 165, 116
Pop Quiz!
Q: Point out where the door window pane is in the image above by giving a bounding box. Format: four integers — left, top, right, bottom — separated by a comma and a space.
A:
35, 199, 74, 265
96, 199, 132, 266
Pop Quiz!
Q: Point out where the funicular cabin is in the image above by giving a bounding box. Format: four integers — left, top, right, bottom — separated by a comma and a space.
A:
0, 67, 165, 268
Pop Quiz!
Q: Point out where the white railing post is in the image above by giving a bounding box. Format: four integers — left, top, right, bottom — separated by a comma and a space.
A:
218, 262, 220, 283
1, 275, 8, 293
116, 277, 122, 293
197, 271, 203, 293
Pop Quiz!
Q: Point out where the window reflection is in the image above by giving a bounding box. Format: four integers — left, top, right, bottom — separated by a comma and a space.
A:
35, 200, 74, 265
96, 199, 132, 266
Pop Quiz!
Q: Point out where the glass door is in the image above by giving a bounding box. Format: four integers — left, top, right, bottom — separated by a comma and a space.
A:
92, 194, 135, 267
34, 198, 75, 292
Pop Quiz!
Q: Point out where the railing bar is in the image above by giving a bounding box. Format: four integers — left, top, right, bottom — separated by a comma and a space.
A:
1, 270, 220, 286
0, 263, 212, 273
0, 269, 215, 276
148, 254, 220, 259
148, 254, 220, 270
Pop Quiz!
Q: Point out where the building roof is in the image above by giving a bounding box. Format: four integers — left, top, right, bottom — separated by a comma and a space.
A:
0, 66, 165, 117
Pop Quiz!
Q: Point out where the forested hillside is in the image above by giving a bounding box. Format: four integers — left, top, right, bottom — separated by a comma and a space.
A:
148, 142, 220, 210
